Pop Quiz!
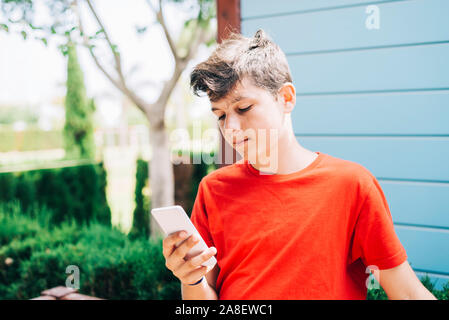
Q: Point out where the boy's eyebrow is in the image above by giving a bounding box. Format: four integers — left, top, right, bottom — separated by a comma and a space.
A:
211, 95, 251, 111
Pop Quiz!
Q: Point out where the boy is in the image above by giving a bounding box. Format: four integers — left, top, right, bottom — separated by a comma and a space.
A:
162, 30, 436, 300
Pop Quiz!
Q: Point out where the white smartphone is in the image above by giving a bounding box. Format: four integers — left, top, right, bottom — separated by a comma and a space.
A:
151, 205, 217, 268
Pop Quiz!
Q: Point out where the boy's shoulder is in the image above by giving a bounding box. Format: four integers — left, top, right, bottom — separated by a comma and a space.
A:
323, 153, 377, 191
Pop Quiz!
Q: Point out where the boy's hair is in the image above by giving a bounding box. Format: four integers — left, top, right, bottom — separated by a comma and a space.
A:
190, 29, 292, 102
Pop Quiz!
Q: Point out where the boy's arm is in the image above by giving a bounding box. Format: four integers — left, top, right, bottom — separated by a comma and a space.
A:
350, 175, 436, 300
181, 263, 220, 300
374, 260, 437, 300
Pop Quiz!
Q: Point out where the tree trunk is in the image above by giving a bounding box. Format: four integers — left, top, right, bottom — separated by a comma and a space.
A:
146, 64, 185, 240
148, 118, 175, 240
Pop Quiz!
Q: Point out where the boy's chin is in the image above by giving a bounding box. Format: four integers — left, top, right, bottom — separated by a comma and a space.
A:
238, 148, 267, 162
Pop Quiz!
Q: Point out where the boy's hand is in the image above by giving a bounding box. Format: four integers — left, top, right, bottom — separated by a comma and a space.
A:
162, 230, 217, 286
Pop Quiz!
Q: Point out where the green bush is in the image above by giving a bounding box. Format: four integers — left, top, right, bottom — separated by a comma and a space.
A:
0, 162, 111, 226
63, 42, 96, 160
0, 223, 80, 299
12, 231, 180, 300
0, 202, 45, 247
130, 151, 216, 238
129, 159, 150, 240
190, 150, 216, 217
0, 202, 180, 300
367, 273, 449, 300
419, 274, 449, 300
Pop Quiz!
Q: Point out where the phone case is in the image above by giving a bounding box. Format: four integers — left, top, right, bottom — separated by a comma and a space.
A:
151, 205, 217, 268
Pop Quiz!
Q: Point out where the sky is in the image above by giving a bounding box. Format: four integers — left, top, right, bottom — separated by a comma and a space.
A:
0, 0, 215, 127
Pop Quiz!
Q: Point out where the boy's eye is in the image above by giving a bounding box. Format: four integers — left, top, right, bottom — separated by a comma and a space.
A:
218, 105, 252, 121
239, 105, 253, 112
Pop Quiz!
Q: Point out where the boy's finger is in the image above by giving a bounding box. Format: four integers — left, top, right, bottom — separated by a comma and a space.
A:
162, 230, 188, 258
167, 234, 201, 272
173, 247, 216, 278
171, 233, 200, 261
188, 247, 217, 268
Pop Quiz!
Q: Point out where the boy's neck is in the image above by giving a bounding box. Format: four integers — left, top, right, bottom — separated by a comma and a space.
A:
249, 132, 318, 175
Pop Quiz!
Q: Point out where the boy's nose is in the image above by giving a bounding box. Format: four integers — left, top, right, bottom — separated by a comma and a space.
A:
223, 113, 241, 131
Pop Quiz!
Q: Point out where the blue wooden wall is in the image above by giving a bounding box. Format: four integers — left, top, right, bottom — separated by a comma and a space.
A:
241, 0, 449, 289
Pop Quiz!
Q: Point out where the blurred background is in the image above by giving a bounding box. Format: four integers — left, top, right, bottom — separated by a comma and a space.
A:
0, 0, 219, 300
0, 0, 218, 234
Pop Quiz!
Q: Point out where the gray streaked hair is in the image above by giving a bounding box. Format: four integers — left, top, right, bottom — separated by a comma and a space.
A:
190, 29, 292, 102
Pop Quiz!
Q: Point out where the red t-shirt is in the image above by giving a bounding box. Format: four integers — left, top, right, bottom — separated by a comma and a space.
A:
190, 151, 408, 299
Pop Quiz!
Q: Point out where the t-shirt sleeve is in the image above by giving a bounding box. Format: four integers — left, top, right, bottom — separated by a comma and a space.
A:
190, 179, 215, 248
350, 176, 408, 270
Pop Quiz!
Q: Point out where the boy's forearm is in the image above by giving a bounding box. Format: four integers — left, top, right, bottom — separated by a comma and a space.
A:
406, 284, 437, 300
181, 280, 218, 300
378, 261, 438, 300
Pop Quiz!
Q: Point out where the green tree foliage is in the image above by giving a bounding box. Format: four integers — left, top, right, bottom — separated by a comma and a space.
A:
64, 42, 95, 160
129, 159, 150, 240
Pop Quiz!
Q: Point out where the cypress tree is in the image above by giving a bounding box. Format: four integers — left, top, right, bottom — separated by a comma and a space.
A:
64, 42, 95, 160
129, 159, 150, 239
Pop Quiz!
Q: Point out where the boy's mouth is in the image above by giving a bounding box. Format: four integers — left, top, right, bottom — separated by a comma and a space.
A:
233, 138, 249, 146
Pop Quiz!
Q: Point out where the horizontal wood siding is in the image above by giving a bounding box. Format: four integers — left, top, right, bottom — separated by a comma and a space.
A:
241, 0, 449, 289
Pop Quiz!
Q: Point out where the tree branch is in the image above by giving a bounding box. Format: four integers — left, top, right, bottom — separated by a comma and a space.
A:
85, 0, 126, 85
146, 0, 179, 62
180, 1, 214, 63
153, 9, 213, 117
75, 1, 120, 87
75, 0, 152, 116
182, 21, 207, 63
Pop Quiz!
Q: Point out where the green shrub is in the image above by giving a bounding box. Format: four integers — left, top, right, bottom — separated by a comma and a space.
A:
367, 286, 388, 300
129, 159, 150, 239
420, 274, 449, 300
0, 202, 44, 246
9, 229, 180, 300
0, 223, 80, 299
131, 149, 217, 217
0, 173, 16, 202
13, 173, 36, 211
367, 273, 449, 300
190, 151, 216, 217
0, 203, 180, 300
130, 152, 216, 238
0, 162, 111, 226
63, 42, 95, 160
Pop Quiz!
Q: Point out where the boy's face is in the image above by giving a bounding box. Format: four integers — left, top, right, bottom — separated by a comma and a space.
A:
210, 77, 295, 163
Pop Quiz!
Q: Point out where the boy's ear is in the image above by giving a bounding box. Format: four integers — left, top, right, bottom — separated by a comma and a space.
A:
278, 82, 296, 113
